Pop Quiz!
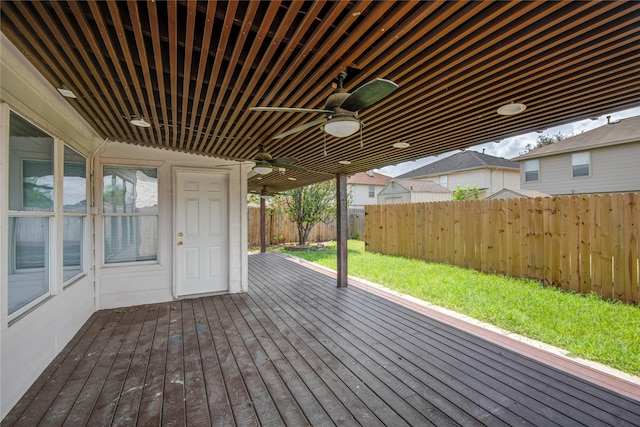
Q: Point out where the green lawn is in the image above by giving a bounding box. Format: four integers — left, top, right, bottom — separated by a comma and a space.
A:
273, 240, 640, 377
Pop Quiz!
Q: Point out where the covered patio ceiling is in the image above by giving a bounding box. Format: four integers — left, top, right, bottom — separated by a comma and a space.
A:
1, 0, 639, 194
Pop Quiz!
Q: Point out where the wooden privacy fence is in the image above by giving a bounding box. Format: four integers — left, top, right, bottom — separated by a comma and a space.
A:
365, 193, 640, 304
247, 207, 366, 246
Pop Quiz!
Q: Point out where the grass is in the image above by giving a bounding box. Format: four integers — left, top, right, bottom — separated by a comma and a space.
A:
272, 240, 640, 377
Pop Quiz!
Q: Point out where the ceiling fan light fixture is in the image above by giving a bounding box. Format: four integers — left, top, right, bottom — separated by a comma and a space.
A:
338, 160, 351, 165
324, 116, 361, 137
253, 164, 272, 175
130, 117, 151, 127
497, 102, 526, 116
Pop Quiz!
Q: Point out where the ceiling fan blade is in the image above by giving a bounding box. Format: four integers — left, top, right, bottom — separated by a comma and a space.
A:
273, 117, 328, 139
250, 106, 333, 114
276, 163, 307, 172
340, 78, 399, 112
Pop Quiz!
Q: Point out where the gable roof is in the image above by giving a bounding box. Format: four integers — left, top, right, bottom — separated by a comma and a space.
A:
396, 150, 519, 179
513, 115, 640, 161
487, 188, 550, 199
347, 171, 390, 186
388, 178, 451, 193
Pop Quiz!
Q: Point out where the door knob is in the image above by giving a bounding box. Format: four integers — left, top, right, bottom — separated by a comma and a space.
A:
177, 241, 183, 246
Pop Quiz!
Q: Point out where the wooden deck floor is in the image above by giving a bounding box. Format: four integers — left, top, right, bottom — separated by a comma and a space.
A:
3, 252, 640, 426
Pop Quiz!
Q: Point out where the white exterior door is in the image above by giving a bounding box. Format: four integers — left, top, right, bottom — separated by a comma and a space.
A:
175, 170, 228, 296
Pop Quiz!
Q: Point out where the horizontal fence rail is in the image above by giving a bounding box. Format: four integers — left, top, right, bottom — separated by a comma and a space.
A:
365, 193, 639, 304
247, 207, 366, 246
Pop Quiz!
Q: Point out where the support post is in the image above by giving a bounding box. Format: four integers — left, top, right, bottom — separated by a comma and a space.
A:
336, 174, 348, 287
260, 196, 266, 253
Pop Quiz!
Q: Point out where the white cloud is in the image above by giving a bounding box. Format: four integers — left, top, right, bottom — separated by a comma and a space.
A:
378, 106, 640, 177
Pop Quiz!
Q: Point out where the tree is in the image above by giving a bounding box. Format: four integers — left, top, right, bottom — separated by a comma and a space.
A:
523, 132, 569, 153
273, 180, 337, 247
453, 184, 480, 200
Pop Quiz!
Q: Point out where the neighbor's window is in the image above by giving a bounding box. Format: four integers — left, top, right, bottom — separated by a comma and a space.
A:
8, 111, 54, 315
439, 175, 448, 188
368, 185, 375, 198
63, 146, 87, 282
103, 166, 158, 264
524, 160, 540, 182
572, 152, 590, 177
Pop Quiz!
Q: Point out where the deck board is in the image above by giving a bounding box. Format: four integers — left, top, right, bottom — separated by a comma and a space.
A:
3, 252, 640, 426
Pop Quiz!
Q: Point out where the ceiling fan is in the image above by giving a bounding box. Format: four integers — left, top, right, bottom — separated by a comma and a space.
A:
249, 185, 279, 198
250, 71, 398, 140
252, 143, 306, 175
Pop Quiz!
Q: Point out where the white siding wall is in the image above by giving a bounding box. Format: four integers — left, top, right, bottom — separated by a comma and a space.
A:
410, 192, 452, 203
439, 169, 519, 197
378, 182, 411, 204
520, 142, 640, 195
349, 183, 382, 208
1, 35, 100, 418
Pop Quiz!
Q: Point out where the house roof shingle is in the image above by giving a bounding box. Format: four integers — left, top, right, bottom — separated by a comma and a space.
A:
396, 150, 519, 179
390, 178, 451, 193
513, 115, 640, 161
347, 171, 391, 186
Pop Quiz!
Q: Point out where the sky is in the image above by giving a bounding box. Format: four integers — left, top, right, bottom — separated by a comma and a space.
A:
377, 106, 640, 178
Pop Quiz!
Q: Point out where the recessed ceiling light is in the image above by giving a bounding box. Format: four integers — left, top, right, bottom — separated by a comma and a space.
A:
393, 141, 410, 148
497, 102, 526, 116
130, 117, 151, 128
338, 160, 351, 165
57, 87, 76, 98
287, 177, 297, 181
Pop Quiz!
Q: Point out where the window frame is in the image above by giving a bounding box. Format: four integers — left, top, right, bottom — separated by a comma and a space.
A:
100, 164, 160, 267
62, 144, 88, 286
571, 151, 591, 178
368, 185, 375, 198
524, 159, 540, 182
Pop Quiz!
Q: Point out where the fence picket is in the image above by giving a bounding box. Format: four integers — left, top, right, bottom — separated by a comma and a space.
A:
365, 193, 639, 304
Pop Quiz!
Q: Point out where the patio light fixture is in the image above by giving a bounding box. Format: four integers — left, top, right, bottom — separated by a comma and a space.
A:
496, 102, 526, 116
393, 141, 410, 148
130, 117, 151, 127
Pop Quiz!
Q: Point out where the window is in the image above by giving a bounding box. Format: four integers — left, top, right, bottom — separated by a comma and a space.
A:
368, 185, 375, 198
103, 166, 158, 264
572, 152, 590, 177
8, 112, 54, 316
63, 146, 87, 282
439, 175, 448, 188
524, 160, 540, 182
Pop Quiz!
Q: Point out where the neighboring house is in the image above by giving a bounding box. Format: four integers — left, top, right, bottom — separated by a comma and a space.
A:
487, 188, 550, 199
396, 150, 520, 198
377, 178, 451, 204
512, 116, 640, 195
347, 171, 390, 208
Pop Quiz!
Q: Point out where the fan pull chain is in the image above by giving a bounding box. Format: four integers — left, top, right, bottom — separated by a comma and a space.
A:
323, 133, 327, 156
360, 124, 363, 148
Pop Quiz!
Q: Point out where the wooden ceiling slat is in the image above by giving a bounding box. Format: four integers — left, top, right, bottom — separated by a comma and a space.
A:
348, 2, 635, 149
147, 1, 170, 147
217, 1, 307, 159
2, 2, 113, 138
208, 0, 284, 155
236, 1, 379, 153
184, 1, 217, 150
225, 1, 326, 159
127, 0, 163, 146
192, 1, 238, 153
177, 0, 197, 150
103, 1, 153, 146
68, 2, 145, 142
168, 0, 178, 147
201, 0, 262, 153
231, 1, 352, 160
